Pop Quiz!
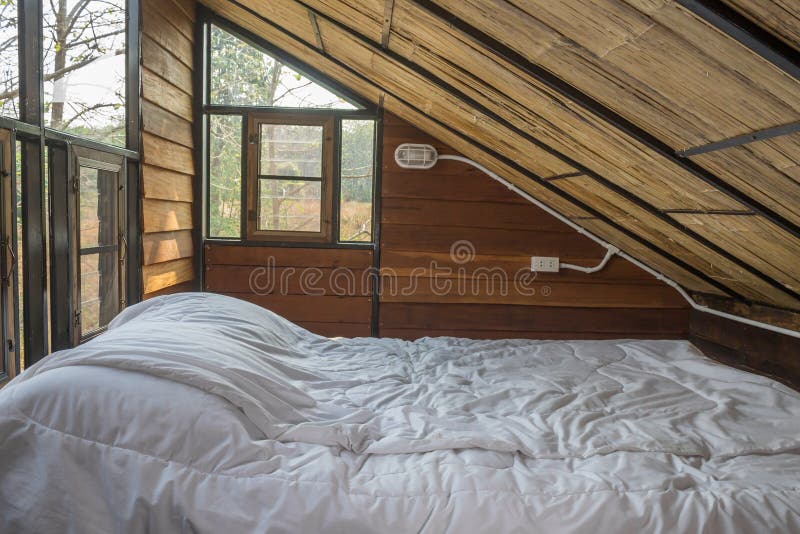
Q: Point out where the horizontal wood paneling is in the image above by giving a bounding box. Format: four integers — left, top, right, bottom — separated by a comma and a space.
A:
379, 113, 688, 338
691, 309, 800, 392
142, 258, 195, 294
382, 303, 688, 335
142, 68, 193, 122
143, 230, 194, 265
205, 265, 373, 295
205, 244, 373, 267
143, 281, 196, 300
141, 100, 194, 149
232, 294, 372, 323
141, 0, 196, 299
142, 165, 194, 203
142, 133, 194, 175
143, 199, 193, 233
205, 244, 374, 336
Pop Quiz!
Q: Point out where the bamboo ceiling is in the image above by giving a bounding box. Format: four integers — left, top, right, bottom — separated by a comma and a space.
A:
199, 0, 800, 312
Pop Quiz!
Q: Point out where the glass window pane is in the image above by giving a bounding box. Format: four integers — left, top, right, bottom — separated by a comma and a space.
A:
210, 25, 357, 109
258, 179, 321, 232
340, 120, 375, 242
259, 124, 323, 178
80, 251, 118, 336
43, 0, 126, 146
0, 1, 19, 119
209, 114, 242, 238
79, 167, 117, 248
78, 162, 118, 336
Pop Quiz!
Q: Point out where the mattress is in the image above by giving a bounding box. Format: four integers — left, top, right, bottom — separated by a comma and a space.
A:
0, 292, 798, 533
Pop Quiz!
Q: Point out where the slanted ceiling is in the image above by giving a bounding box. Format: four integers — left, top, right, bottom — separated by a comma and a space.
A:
198, 0, 800, 312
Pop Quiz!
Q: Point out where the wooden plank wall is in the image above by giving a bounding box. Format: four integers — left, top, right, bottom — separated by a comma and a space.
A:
379, 113, 690, 340
140, 0, 197, 298
690, 308, 800, 392
205, 245, 374, 337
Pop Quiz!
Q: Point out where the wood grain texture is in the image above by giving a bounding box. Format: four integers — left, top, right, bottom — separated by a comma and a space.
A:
143, 230, 194, 266
143, 258, 195, 294
691, 310, 800, 392
143, 199, 193, 233
141, 0, 196, 298
225, 293, 373, 323
381, 303, 688, 335
204, 244, 374, 331
142, 165, 194, 203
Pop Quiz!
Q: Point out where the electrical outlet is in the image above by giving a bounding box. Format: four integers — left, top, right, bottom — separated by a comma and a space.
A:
531, 256, 560, 273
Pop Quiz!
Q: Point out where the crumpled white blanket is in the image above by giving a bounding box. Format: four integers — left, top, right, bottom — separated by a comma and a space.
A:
14, 292, 800, 460
1, 292, 799, 533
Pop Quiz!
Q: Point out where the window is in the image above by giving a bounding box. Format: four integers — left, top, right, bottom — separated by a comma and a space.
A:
203, 20, 378, 246
209, 114, 242, 239
210, 25, 357, 109
0, 1, 19, 119
340, 120, 375, 242
72, 148, 125, 341
42, 0, 127, 146
0, 129, 17, 383
247, 115, 334, 241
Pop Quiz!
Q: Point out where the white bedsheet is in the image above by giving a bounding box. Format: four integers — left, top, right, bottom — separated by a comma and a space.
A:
1, 292, 799, 533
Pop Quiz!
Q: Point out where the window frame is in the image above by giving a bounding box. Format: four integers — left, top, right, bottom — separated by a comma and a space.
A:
0, 129, 18, 385
199, 11, 380, 250
246, 113, 335, 243
70, 146, 127, 344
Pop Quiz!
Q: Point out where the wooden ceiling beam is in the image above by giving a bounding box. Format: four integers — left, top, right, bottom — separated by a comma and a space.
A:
410, 0, 800, 243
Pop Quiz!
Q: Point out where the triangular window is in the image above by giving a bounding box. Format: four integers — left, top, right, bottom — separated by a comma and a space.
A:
209, 25, 359, 109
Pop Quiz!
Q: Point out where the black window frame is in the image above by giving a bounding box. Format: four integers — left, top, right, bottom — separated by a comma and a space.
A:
0, 0, 141, 366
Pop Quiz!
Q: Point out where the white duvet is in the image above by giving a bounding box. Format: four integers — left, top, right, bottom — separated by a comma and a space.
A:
1, 292, 799, 533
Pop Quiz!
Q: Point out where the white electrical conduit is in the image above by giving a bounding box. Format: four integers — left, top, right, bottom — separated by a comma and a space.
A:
393, 146, 800, 339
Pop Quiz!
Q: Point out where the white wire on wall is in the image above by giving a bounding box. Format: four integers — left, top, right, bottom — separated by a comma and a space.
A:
432, 153, 800, 340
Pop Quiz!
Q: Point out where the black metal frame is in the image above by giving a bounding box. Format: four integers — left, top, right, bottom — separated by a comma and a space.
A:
675, 0, 800, 83
1, 0, 142, 365
0, 131, 14, 383
677, 121, 800, 157
214, 0, 742, 301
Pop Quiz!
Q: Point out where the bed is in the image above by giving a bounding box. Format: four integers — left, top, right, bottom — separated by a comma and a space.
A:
1, 292, 799, 532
